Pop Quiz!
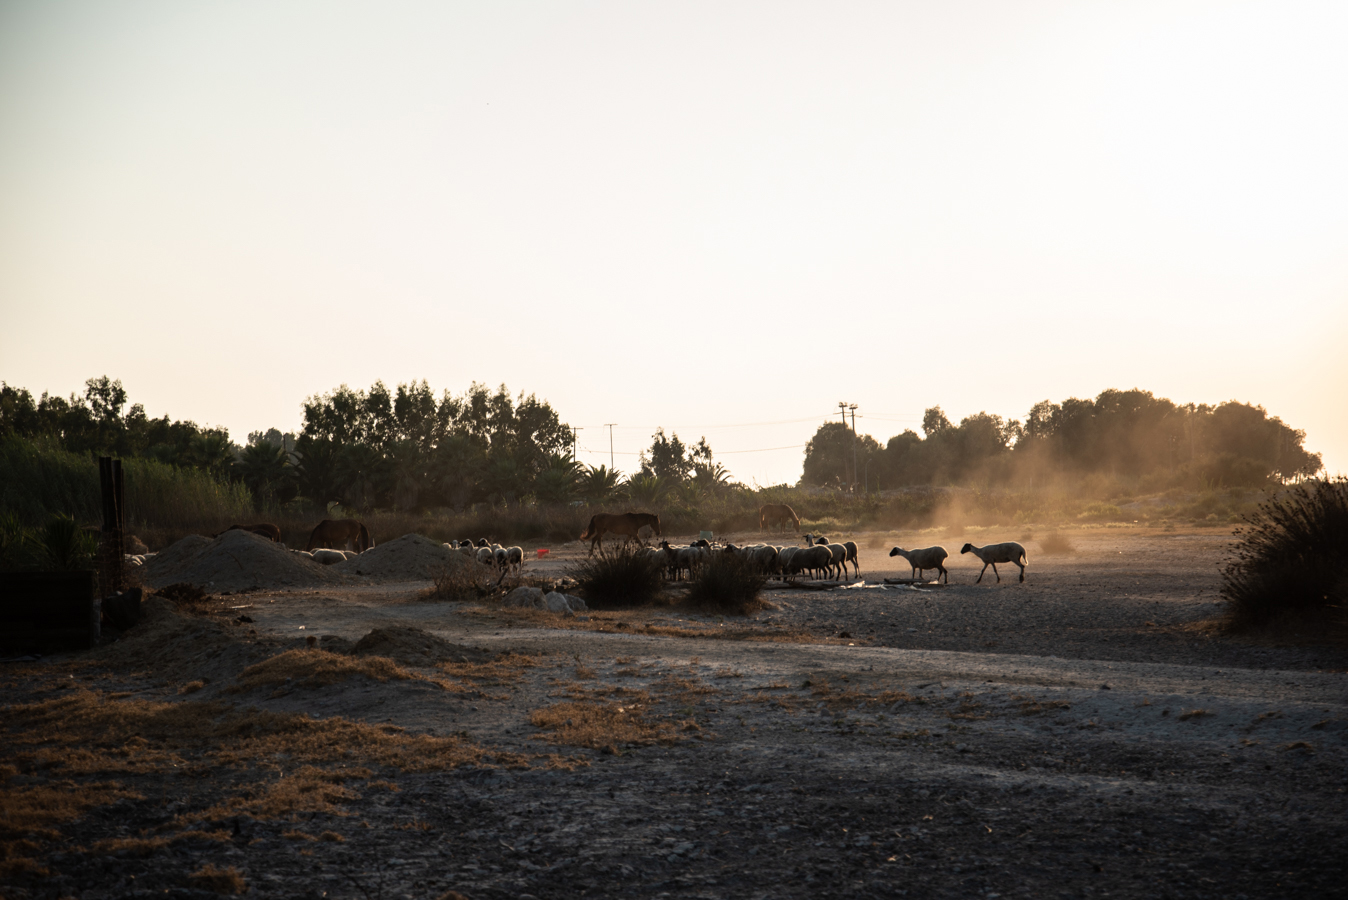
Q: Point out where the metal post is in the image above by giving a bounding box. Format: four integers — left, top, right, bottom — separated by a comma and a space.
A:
605, 424, 616, 470
848, 404, 858, 494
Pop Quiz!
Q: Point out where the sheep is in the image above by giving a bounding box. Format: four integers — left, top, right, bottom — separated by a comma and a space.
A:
777, 546, 799, 580
888, 545, 949, 583
960, 541, 1028, 583
503, 546, 524, 572
814, 537, 848, 581
814, 536, 858, 581
843, 540, 860, 578
475, 546, 496, 567
788, 544, 834, 580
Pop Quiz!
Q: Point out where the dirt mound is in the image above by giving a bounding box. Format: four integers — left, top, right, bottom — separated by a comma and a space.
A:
348, 626, 493, 667
142, 529, 341, 592
93, 596, 269, 687
335, 533, 475, 582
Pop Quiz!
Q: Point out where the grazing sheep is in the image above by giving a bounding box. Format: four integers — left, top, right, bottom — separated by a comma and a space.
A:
790, 544, 834, 580
776, 546, 799, 580
888, 546, 949, 583
504, 546, 524, 572
814, 538, 848, 581
960, 541, 1028, 583
475, 546, 496, 567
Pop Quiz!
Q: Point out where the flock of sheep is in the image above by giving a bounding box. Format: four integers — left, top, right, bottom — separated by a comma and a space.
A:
448, 538, 526, 575
636, 535, 1030, 585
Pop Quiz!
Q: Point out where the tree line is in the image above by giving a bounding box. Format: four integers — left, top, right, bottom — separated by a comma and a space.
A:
0, 377, 734, 513
801, 389, 1322, 491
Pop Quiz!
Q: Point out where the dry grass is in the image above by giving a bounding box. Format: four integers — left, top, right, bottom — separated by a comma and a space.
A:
806, 677, 914, 711
435, 652, 540, 687
187, 863, 247, 894
0, 686, 526, 867
529, 700, 690, 755
461, 604, 822, 643
229, 649, 418, 693
1013, 695, 1072, 716
1177, 709, 1212, 721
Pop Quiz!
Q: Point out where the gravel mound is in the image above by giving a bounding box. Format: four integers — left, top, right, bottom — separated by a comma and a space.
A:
142, 528, 340, 592
335, 533, 474, 582
93, 596, 270, 686
348, 625, 494, 666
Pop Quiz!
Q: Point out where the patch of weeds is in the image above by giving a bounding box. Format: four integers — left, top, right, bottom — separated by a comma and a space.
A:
529, 697, 701, 755
422, 562, 504, 602
685, 552, 770, 615
568, 543, 666, 609
187, 863, 247, 895
229, 649, 418, 694
1221, 476, 1348, 638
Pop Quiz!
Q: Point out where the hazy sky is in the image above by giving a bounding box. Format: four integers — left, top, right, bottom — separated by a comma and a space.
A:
2, 1, 1345, 485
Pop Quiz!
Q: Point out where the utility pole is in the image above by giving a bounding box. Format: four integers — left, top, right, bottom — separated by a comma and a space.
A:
570, 427, 582, 463
838, 402, 850, 489
604, 424, 617, 470
849, 404, 859, 495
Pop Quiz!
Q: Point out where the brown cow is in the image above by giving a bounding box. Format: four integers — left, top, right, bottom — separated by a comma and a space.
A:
579, 512, 661, 556
759, 503, 800, 534
216, 523, 282, 543
305, 519, 373, 552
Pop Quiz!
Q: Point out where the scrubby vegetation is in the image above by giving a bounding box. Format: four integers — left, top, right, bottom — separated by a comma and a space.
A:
1220, 476, 1348, 637
685, 552, 769, 616
568, 544, 666, 610
0, 511, 97, 572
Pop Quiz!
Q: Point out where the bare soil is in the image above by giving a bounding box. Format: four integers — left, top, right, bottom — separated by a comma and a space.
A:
3, 529, 1345, 900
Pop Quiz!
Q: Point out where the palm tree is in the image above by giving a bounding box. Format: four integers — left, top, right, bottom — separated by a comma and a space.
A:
624, 473, 674, 506
578, 464, 624, 503
234, 442, 296, 509
534, 454, 581, 505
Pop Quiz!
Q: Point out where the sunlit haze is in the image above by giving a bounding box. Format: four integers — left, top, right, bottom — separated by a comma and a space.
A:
2, 1, 1345, 485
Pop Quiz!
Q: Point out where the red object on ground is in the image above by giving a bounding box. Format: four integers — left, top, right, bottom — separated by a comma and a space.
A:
537, 548, 550, 558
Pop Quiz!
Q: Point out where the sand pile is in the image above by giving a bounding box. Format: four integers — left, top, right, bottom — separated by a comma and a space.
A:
335, 533, 475, 582
142, 528, 341, 592
347, 626, 494, 666
94, 596, 270, 687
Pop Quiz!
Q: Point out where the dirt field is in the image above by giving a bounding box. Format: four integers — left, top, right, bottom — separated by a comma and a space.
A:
3, 529, 1345, 899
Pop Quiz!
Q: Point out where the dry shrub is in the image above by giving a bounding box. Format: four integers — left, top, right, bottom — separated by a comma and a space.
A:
155, 581, 215, 615
530, 700, 684, 754
423, 562, 500, 602
229, 649, 417, 693
685, 552, 770, 616
187, 863, 247, 894
568, 543, 666, 609
1222, 476, 1348, 638
1038, 531, 1076, 555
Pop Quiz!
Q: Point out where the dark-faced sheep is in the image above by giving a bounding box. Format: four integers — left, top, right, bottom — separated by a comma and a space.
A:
889, 546, 949, 583
960, 541, 1028, 583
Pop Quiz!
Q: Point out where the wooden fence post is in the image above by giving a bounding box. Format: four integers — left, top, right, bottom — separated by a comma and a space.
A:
98, 456, 124, 596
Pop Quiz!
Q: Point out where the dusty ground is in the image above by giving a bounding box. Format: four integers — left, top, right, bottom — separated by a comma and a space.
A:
3, 529, 1345, 900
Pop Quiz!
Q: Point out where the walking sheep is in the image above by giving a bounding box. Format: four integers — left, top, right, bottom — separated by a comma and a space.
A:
960, 541, 1028, 583
888, 546, 949, 583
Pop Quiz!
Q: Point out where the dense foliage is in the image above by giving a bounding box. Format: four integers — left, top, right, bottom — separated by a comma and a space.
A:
803, 389, 1322, 491
1220, 477, 1348, 632
568, 543, 667, 609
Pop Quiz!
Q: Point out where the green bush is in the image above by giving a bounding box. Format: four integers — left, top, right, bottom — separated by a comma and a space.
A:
1221, 477, 1348, 633
685, 552, 768, 616
32, 513, 97, 570
567, 543, 665, 610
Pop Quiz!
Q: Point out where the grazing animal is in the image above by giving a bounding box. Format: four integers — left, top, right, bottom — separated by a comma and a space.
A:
759, 503, 800, 534
476, 547, 496, 567
217, 523, 282, 543
787, 544, 834, 580
814, 537, 849, 581
888, 545, 949, 583
305, 519, 372, 552
579, 512, 662, 555
960, 541, 1028, 583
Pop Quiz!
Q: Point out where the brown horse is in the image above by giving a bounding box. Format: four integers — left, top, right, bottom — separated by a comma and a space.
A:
216, 523, 282, 543
579, 512, 661, 556
305, 519, 373, 552
759, 503, 800, 534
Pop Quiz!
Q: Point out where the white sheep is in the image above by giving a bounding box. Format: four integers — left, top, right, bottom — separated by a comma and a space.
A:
786, 544, 833, 580
960, 541, 1028, 583
888, 545, 949, 583
817, 538, 848, 580
504, 546, 524, 572
475, 546, 496, 567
